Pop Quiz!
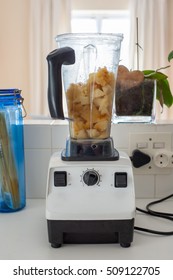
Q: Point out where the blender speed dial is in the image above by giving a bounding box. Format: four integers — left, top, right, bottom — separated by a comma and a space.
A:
82, 169, 100, 186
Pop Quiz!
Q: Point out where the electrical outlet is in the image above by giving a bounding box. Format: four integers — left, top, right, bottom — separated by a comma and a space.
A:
129, 132, 173, 174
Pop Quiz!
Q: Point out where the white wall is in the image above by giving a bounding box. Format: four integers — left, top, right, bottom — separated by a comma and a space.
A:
0, 0, 30, 113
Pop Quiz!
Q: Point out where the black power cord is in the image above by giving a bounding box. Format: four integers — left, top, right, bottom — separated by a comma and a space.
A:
134, 194, 173, 235
130, 151, 173, 235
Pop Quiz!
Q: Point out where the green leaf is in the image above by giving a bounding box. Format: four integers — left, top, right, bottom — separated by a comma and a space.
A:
142, 70, 168, 80
157, 79, 173, 107
142, 70, 173, 108
168, 50, 173, 62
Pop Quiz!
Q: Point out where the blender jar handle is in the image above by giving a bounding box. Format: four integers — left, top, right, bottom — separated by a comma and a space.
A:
47, 47, 75, 119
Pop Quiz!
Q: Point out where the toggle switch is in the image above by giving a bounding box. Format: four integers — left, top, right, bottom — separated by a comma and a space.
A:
153, 142, 165, 149
114, 172, 127, 188
54, 171, 67, 187
137, 142, 148, 149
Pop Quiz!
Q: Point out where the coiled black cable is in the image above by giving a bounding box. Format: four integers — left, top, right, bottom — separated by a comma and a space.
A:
134, 194, 173, 235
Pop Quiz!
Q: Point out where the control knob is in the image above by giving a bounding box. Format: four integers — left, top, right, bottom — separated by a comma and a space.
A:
83, 170, 99, 186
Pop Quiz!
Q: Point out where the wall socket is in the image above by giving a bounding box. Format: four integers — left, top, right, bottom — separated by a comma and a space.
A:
129, 132, 173, 174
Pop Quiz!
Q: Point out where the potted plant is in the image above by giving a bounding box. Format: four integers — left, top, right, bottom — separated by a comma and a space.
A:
115, 50, 173, 122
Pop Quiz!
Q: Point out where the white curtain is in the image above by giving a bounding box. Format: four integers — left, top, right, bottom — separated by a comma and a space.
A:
129, 0, 173, 120
29, 0, 71, 116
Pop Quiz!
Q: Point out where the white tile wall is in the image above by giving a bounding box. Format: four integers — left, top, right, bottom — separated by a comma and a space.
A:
24, 120, 173, 199
25, 149, 51, 198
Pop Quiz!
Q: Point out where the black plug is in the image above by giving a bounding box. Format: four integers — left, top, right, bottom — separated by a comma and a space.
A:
130, 149, 151, 168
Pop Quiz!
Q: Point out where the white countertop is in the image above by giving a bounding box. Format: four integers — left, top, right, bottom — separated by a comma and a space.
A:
0, 199, 173, 260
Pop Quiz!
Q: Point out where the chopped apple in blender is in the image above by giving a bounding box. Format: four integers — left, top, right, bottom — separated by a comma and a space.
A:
66, 83, 82, 103
95, 67, 114, 87
93, 88, 105, 99
66, 66, 115, 139
87, 129, 100, 138
94, 120, 109, 132
76, 129, 88, 139
97, 95, 112, 116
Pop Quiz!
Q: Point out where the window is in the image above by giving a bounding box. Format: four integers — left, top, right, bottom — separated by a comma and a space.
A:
71, 10, 130, 67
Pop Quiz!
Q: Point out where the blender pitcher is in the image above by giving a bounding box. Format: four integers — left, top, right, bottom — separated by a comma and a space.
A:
47, 33, 123, 159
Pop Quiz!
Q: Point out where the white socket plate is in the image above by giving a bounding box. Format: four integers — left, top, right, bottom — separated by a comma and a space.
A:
129, 132, 172, 174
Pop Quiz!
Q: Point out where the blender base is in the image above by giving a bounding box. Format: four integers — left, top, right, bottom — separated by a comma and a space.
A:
46, 151, 135, 248
47, 218, 134, 248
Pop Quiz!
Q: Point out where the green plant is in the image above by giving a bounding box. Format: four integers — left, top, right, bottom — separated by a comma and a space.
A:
142, 50, 173, 108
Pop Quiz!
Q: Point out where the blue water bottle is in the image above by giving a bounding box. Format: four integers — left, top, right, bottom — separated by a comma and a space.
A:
0, 89, 26, 212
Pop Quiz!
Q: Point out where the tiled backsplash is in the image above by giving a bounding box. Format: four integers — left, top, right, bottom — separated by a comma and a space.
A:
24, 120, 173, 199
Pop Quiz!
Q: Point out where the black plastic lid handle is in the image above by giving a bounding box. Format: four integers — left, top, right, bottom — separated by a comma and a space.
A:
46, 47, 75, 119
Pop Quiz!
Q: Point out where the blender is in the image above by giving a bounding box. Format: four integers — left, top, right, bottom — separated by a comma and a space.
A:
46, 33, 135, 248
